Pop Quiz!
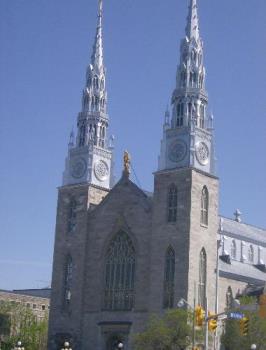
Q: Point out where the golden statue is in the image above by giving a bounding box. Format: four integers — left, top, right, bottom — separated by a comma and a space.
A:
123, 150, 131, 175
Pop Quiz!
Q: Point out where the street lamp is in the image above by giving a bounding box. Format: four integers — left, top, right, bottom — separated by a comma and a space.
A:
61, 341, 72, 350
117, 341, 123, 350
250, 345, 257, 350
14, 341, 25, 350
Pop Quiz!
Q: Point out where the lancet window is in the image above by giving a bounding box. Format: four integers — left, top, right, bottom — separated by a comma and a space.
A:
168, 185, 178, 223
248, 245, 254, 263
63, 255, 73, 306
68, 198, 77, 233
200, 186, 209, 226
231, 240, 237, 259
199, 104, 205, 128
104, 231, 135, 311
79, 125, 86, 147
198, 248, 207, 308
163, 247, 175, 309
176, 103, 184, 127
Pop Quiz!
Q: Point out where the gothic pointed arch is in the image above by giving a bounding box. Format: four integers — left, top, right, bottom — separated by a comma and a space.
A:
163, 246, 175, 309
168, 184, 178, 223
103, 231, 135, 311
198, 248, 207, 308
200, 186, 209, 226
63, 255, 73, 307
231, 240, 237, 259
68, 198, 77, 233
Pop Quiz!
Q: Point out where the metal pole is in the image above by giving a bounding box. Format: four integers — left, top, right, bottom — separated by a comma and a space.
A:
204, 297, 208, 350
214, 238, 221, 350
192, 281, 196, 349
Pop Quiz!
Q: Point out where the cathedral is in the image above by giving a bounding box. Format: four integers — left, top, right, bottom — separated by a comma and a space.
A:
47, 0, 266, 349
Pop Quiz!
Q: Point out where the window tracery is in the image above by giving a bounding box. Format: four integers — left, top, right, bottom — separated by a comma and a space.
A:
200, 186, 208, 226
68, 198, 77, 233
168, 185, 178, 223
163, 247, 175, 309
63, 255, 73, 306
104, 231, 135, 311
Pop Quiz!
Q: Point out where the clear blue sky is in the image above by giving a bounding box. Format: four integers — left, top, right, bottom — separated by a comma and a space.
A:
0, 0, 265, 290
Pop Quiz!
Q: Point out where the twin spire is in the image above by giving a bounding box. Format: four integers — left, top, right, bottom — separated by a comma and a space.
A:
91, 0, 104, 72
186, 0, 200, 41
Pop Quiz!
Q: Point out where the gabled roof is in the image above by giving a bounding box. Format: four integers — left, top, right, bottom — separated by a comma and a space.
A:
220, 216, 266, 246
219, 259, 266, 284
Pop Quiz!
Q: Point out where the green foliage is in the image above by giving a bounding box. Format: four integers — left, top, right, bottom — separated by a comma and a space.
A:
221, 310, 266, 350
134, 309, 195, 350
239, 296, 257, 306
0, 301, 48, 350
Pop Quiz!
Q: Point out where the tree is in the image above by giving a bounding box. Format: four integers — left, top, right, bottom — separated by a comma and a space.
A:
0, 301, 48, 350
134, 309, 196, 350
221, 310, 266, 350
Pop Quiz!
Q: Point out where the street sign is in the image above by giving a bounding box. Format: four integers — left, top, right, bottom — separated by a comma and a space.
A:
228, 312, 244, 320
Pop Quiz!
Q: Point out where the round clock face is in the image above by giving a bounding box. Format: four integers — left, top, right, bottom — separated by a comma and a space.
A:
168, 140, 187, 163
71, 158, 87, 179
94, 160, 109, 181
195, 142, 209, 165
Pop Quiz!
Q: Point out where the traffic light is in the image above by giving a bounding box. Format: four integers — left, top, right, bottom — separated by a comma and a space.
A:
195, 305, 205, 326
208, 312, 218, 332
239, 317, 249, 336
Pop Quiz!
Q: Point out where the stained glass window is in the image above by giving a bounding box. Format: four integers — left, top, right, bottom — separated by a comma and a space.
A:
163, 247, 175, 309
198, 248, 207, 308
200, 186, 208, 226
104, 231, 135, 311
168, 185, 178, 223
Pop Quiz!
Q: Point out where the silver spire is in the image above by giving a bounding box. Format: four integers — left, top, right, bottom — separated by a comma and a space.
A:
185, 0, 200, 41
91, 0, 104, 70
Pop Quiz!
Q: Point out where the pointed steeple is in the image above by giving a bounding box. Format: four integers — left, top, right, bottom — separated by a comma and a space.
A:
62, 0, 114, 189
186, 0, 200, 41
91, 0, 104, 71
158, 0, 216, 176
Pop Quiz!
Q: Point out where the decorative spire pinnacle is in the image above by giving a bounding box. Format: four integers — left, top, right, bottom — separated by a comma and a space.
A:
123, 150, 131, 177
186, 0, 200, 41
91, 0, 104, 70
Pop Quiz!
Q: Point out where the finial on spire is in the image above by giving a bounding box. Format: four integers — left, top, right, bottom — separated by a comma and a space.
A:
91, 0, 104, 70
123, 150, 131, 177
186, 0, 200, 41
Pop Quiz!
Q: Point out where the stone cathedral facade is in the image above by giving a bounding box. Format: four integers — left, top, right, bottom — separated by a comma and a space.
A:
48, 1, 266, 349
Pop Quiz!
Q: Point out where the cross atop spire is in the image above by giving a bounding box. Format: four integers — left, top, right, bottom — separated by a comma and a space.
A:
185, 0, 200, 41
91, 0, 104, 71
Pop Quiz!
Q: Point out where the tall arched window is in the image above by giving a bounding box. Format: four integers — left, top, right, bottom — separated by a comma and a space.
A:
198, 248, 207, 308
231, 240, 237, 259
248, 245, 254, 263
226, 286, 233, 309
104, 231, 135, 311
68, 199, 77, 233
168, 185, 178, 223
63, 255, 73, 306
200, 186, 209, 226
163, 247, 175, 309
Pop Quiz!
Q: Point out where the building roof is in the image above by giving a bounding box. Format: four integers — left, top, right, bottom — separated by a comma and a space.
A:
12, 288, 51, 299
219, 259, 266, 284
220, 216, 266, 246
